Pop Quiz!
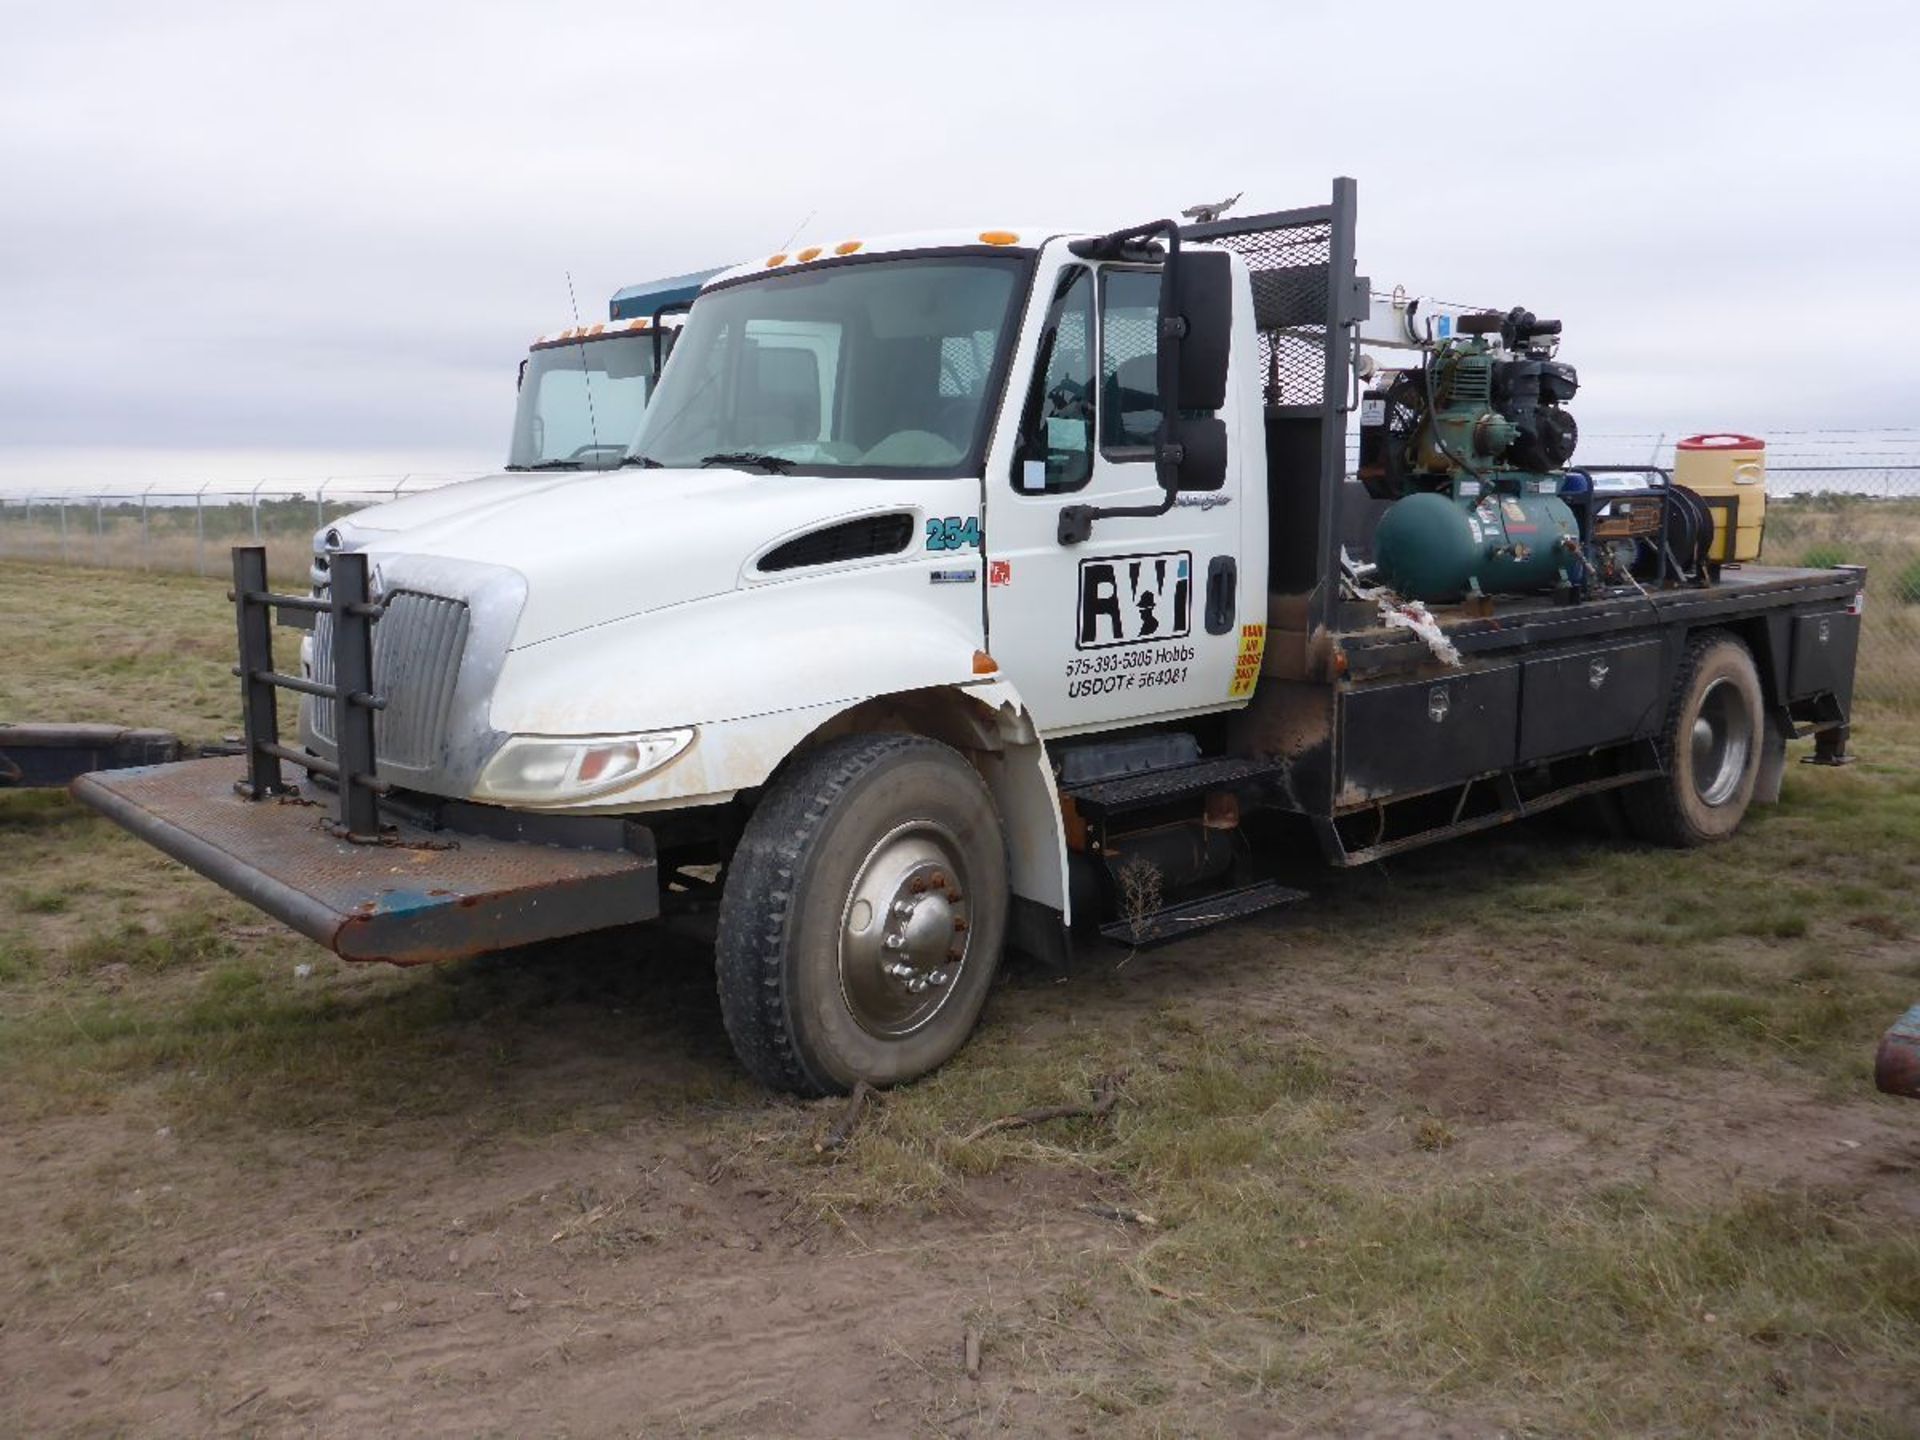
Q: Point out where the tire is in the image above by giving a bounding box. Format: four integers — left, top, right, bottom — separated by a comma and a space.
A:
1621, 632, 1765, 847
715, 734, 1009, 1095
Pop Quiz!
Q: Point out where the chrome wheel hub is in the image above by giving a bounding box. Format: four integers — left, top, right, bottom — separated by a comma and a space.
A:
1690, 677, 1753, 807
838, 821, 971, 1039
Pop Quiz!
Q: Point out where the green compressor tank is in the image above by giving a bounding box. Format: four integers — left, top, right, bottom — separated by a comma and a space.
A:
1373, 488, 1579, 603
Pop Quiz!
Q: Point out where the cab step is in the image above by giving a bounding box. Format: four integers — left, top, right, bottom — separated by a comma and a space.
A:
1061, 756, 1286, 820
1098, 878, 1307, 949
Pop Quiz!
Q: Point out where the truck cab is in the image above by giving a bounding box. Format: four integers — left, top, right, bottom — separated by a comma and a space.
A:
505, 269, 717, 472
76, 183, 1865, 1097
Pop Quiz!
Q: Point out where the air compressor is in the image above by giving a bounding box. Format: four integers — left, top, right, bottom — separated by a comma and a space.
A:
1357, 308, 1589, 602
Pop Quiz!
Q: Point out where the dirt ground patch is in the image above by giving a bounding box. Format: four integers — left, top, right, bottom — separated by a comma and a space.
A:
4, 560, 1919, 1436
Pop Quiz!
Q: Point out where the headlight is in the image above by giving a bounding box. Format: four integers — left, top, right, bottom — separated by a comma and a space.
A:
473, 729, 694, 802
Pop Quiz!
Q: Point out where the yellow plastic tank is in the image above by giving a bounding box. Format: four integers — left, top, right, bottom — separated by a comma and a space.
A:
1673, 432, 1766, 563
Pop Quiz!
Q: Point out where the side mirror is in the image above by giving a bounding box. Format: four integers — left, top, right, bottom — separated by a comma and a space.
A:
1155, 248, 1232, 494
1174, 416, 1227, 492
516, 357, 528, 392
1168, 249, 1232, 412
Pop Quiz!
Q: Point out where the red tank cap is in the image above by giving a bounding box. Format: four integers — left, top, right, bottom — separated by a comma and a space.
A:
1677, 433, 1766, 451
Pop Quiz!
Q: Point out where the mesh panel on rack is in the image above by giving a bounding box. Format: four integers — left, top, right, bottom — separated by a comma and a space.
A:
1201, 221, 1332, 407
938, 330, 997, 397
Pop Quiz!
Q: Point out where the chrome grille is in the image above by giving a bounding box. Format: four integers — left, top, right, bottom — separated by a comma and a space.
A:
311, 590, 470, 770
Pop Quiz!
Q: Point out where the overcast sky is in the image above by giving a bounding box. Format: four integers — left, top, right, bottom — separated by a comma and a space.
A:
3, 0, 1916, 489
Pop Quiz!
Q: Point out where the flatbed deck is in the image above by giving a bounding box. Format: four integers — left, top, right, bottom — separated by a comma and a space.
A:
1332, 566, 1860, 678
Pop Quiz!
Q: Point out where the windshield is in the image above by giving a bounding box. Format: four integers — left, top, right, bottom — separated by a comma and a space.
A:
508, 332, 665, 470
627, 256, 1026, 476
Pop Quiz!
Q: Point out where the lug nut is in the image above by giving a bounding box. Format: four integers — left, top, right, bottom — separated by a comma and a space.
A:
952, 917, 968, 933
910, 878, 928, 895
885, 934, 904, 951
929, 870, 947, 890
928, 970, 949, 988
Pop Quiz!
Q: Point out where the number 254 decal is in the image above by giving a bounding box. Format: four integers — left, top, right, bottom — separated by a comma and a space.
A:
925, 516, 981, 551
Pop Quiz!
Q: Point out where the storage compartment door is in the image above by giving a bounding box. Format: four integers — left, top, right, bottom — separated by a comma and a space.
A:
1338, 664, 1520, 801
1517, 638, 1664, 763
1788, 610, 1859, 705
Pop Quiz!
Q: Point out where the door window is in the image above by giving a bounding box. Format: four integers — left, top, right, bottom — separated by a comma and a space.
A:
1013, 267, 1096, 493
1101, 269, 1163, 455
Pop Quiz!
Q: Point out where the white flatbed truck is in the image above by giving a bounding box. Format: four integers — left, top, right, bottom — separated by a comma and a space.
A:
77, 181, 1864, 1094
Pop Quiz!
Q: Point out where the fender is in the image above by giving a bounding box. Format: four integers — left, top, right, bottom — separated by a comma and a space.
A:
791, 678, 1072, 927
959, 679, 1072, 926
482, 565, 1074, 925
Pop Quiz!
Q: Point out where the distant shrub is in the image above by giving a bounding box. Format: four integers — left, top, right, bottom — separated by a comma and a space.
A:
1798, 544, 1849, 569
1893, 559, 1920, 605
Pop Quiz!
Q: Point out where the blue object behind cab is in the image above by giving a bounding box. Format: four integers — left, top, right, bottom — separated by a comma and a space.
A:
609, 268, 724, 321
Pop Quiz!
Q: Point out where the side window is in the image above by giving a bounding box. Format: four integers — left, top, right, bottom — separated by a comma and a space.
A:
1016, 267, 1096, 493
1101, 269, 1162, 454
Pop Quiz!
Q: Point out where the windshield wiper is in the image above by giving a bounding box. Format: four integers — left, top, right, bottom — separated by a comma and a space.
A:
511, 459, 584, 471
618, 455, 665, 469
698, 451, 794, 474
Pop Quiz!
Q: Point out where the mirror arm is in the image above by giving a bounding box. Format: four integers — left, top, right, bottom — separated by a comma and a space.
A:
1058, 222, 1185, 547
650, 297, 695, 373
1058, 484, 1176, 546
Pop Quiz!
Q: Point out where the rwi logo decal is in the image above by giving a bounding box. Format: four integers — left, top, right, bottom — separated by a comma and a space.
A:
1076, 552, 1191, 649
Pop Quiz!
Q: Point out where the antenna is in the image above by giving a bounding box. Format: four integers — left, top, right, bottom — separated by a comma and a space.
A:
565, 270, 600, 460
779, 209, 816, 253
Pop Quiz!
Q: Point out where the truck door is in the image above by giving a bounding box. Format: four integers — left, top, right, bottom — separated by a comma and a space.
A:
984, 254, 1246, 735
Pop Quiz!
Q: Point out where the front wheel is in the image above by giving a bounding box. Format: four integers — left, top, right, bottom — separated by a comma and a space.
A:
715, 734, 1008, 1095
1622, 633, 1765, 847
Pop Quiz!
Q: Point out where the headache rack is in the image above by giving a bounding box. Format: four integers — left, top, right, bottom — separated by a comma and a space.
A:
228, 544, 389, 841
1182, 179, 1366, 640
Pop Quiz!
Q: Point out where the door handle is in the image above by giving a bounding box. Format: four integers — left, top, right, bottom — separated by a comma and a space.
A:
1205, 555, 1236, 635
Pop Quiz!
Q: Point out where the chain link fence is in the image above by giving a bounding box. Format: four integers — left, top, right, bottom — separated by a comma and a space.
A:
0, 476, 478, 582
1757, 467, 1919, 711
1, 451, 1915, 709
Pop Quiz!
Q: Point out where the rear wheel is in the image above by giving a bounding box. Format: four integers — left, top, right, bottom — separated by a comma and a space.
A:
1622, 633, 1764, 846
715, 734, 1008, 1095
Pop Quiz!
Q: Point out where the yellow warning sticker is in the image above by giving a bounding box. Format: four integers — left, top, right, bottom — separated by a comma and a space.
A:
1230, 622, 1265, 698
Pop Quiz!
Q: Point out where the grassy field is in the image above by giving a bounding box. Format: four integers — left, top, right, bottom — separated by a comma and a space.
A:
2, 559, 1919, 1436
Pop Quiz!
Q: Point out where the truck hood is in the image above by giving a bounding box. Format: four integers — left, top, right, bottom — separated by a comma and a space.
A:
353, 467, 950, 649
336, 471, 582, 534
